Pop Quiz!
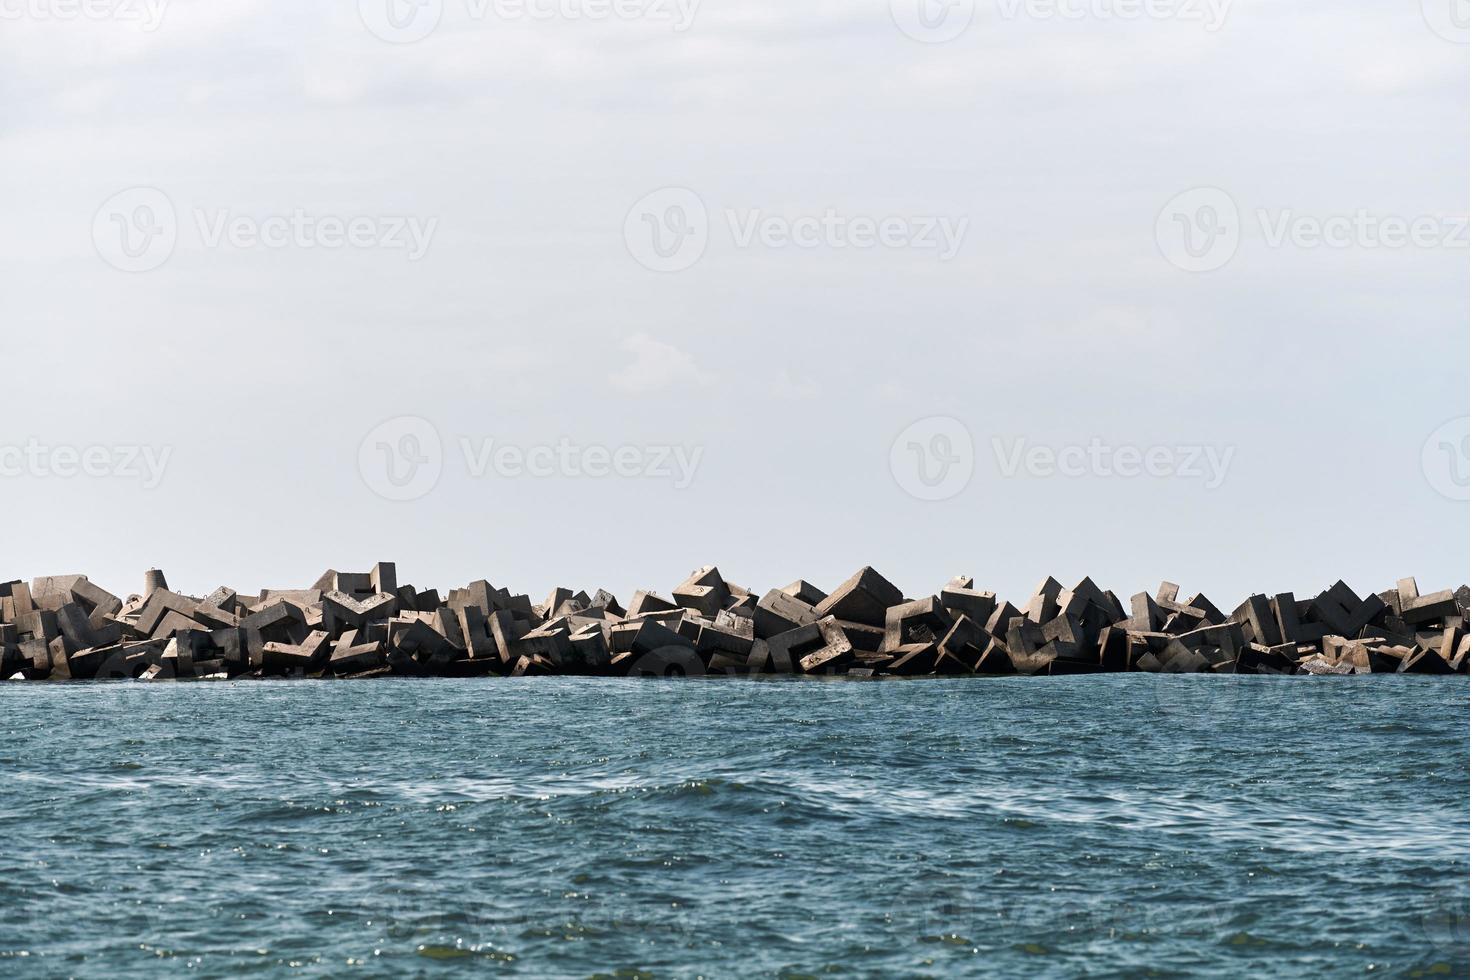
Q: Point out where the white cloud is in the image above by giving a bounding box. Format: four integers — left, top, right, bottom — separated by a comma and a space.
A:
609, 333, 714, 394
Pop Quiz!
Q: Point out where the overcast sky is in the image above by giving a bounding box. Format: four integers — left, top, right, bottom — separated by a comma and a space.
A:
2, 0, 1468, 608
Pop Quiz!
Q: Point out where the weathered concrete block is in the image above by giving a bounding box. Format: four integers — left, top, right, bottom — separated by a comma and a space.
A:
939, 614, 990, 671
885, 642, 939, 675
812, 567, 902, 627
939, 585, 996, 625
262, 631, 330, 675
322, 591, 395, 633
1025, 577, 1065, 625
882, 597, 955, 654
1404, 590, 1459, 625
766, 623, 824, 674
672, 566, 731, 619
1130, 592, 1162, 633
626, 590, 678, 618
780, 580, 828, 605
1398, 647, 1454, 674
754, 589, 818, 640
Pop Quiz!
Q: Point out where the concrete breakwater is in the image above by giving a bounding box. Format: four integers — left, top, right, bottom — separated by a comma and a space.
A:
3, 564, 1468, 681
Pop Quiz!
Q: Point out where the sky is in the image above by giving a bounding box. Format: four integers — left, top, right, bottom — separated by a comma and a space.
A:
1, 0, 1468, 608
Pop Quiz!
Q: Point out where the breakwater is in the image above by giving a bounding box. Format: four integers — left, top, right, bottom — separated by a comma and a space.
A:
4, 564, 1467, 680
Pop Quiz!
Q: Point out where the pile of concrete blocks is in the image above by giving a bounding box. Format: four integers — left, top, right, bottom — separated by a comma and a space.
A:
4, 564, 1469, 681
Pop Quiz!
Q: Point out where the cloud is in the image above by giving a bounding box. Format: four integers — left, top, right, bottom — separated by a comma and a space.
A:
608, 333, 713, 394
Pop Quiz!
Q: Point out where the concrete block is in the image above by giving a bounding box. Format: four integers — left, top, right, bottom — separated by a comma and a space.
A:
143, 569, 168, 597
754, 589, 818, 640
1130, 592, 1162, 633
985, 601, 1023, 637
780, 580, 828, 605
1398, 647, 1454, 674
1025, 577, 1064, 624
939, 614, 989, 669
939, 586, 996, 625
672, 566, 731, 619
812, 567, 903, 627
798, 620, 855, 674
1404, 590, 1459, 625
882, 597, 954, 654
262, 631, 330, 675
1244, 595, 1283, 647
1272, 593, 1302, 643
567, 624, 611, 672
627, 590, 678, 618
885, 642, 939, 675
1397, 577, 1420, 609
371, 562, 398, 596
766, 623, 824, 674
321, 591, 395, 633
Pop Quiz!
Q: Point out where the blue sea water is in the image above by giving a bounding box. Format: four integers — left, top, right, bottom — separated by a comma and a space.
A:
1, 676, 1468, 978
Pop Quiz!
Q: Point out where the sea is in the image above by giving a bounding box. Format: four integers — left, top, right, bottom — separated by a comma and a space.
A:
1, 676, 1467, 977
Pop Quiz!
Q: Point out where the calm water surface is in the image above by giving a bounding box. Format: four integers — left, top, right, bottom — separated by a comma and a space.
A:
1, 676, 1468, 977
